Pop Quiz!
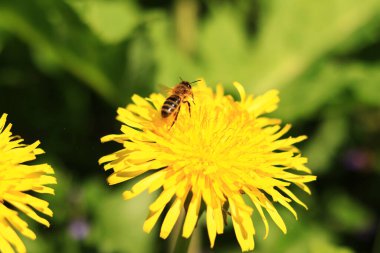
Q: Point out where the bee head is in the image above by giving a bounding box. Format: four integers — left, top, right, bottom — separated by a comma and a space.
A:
180, 79, 200, 89
181, 81, 192, 89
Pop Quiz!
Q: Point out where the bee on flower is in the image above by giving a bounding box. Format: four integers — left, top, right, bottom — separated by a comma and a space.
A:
99, 80, 316, 251
160, 79, 198, 129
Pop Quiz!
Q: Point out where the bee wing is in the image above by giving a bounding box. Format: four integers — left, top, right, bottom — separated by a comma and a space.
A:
156, 84, 173, 95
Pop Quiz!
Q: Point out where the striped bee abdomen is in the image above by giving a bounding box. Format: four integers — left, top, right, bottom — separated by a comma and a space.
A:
161, 95, 181, 118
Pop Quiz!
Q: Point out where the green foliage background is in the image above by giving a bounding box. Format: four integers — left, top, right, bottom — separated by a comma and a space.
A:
1, 0, 380, 252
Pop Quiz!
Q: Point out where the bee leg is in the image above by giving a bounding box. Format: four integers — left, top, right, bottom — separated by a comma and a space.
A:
185, 101, 191, 117
169, 107, 180, 129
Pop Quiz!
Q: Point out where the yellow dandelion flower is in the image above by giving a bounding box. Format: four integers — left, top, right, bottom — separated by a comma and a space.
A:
0, 113, 56, 253
99, 80, 316, 251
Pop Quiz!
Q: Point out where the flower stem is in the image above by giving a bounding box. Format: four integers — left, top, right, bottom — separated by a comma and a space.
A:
174, 0, 199, 55
172, 233, 192, 253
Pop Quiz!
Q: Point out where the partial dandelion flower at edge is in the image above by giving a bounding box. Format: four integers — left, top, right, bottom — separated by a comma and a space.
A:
0, 113, 56, 253
99, 80, 316, 251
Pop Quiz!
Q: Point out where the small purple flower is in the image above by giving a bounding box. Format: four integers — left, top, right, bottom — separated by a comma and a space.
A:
68, 218, 90, 240
342, 148, 372, 172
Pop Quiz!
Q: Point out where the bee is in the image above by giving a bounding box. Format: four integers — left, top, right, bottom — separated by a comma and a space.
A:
161, 80, 199, 128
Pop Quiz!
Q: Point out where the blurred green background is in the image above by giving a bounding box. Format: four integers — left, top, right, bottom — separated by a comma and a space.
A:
1, 0, 380, 252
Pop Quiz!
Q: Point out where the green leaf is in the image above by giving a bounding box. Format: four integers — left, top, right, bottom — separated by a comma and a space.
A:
198, 4, 250, 85
145, 11, 200, 86
304, 114, 348, 174
326, 192, 374, 231
84, 179, 156, 253
275, 62, 380, 123
346, 64, 380, 106
67, 0, 141, 44
255, 222, 354, 253
275, 63, 348, 122
248, 0, 380, 93
0, 0, 120, 104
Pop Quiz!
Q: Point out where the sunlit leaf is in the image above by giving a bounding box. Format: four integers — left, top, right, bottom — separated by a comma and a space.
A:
68, 0, 141, 44
248, 0, 380, 93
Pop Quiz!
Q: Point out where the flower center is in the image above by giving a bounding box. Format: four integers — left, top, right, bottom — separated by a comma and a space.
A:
168, 104, 254, 177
